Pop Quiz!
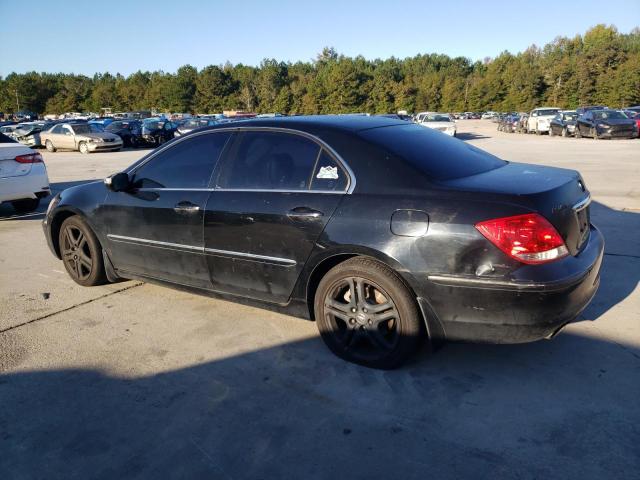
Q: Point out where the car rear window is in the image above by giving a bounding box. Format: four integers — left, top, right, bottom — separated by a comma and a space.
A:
358, 123, 506, 181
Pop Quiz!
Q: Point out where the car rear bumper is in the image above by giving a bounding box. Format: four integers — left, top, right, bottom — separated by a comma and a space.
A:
0, 164, 50, 203
420, 224, 604, 343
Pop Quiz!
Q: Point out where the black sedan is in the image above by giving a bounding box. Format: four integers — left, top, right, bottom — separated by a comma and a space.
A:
575, 110, 638, 139
105, 119, 143, 147
549, 110, 578, 137
42, 116, 603, 369
140, 118, 177, 145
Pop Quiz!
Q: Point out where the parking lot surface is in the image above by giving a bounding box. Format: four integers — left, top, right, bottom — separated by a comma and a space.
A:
1, 121, 639, 479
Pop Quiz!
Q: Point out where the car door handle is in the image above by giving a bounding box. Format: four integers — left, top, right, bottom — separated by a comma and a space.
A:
287, 207, 324, 220
174, 201, 200, 213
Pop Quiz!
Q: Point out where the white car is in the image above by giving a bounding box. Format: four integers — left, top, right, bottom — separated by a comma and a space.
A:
481, 111, 497, 119
0, 134, 51, 213
527, 107, 561, 134
418, 112, 457, 136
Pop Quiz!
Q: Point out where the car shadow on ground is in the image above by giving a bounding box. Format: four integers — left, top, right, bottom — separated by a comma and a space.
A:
0, 180, 96, 220
456, 132, 492, 140
0, 329, 638, 479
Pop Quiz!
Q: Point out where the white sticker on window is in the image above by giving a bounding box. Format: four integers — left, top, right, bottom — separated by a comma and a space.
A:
316, 166, 339, 180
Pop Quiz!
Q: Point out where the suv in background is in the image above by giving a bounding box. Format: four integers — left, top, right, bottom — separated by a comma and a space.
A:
527, 108, 560, 134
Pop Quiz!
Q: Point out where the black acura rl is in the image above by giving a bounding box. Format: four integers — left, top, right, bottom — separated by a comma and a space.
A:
43, 116, 604, 368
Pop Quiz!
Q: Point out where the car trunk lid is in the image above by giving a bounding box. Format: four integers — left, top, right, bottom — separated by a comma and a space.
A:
440, 162, 591, 256
0, 144, 34, 178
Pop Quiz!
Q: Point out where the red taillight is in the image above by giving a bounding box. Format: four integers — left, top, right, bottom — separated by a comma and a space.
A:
475, 213, 569, 265
15, 153, 43, 164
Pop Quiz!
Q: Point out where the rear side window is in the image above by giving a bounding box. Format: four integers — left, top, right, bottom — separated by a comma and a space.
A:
217, 131, 320, 190
358, 123, 506, 181
133, 132, 231, 189
0, 132, 16, 143
311, 151, 348, 191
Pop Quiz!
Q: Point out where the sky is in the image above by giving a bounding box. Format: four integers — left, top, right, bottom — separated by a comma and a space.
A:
0, 0, 638, 76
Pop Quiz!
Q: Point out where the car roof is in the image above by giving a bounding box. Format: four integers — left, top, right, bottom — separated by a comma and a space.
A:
199, 115, 407, 134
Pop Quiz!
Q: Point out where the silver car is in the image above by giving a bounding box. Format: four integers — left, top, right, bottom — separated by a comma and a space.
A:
41, 123, 123, 154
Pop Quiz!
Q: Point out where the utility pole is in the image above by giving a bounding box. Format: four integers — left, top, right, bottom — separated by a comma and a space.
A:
15, 89, 20, 112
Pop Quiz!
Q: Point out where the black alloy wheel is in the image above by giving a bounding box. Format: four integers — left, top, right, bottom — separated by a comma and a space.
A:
315, 257, 424, 369
59, 216, 107, 286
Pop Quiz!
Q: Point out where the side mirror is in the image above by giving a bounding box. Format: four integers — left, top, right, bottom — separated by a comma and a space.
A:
104, 172, 131, 192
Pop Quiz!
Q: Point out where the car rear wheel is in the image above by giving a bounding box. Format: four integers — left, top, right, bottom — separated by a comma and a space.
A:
315, 257, 424, 369
11, 198, 40, 213
79, 141, 89, 154
59, 216, 107, 286
45, 140, 56, 152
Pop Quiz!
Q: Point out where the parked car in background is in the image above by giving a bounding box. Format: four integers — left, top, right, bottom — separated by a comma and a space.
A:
11, 121, 55, 148
527, 108, 560, 134
141, 118, 177, 145
417, 113, 456, 136
174, 118, 219, 137
41, 122, 123, 153
90, 117, 115, 128
498, 114, 520, 133
549, 111, 578, 137
413, 112, 431, 123
0, 124, 19, 135
516, 114, 530, 133
481, 111, 497, 119
622, 110, 640, 133
0, 132, 50, 213
575, 109, 638, 139
105, 120, 143, 147
42, 115, 603, 369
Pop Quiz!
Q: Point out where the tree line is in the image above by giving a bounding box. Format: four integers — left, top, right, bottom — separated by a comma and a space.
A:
1, 25, 639, 116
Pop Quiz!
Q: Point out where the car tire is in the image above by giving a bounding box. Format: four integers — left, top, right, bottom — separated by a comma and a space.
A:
79, 141, 89, 154
58, 216, 108, 287
575, 126, 582, 138
11, 198, 40, 213
549, 127, 555, 137
562, 127, 569, 137
592, 128, 600, 140
45, 140, 56, 152
314, 257, 425, 369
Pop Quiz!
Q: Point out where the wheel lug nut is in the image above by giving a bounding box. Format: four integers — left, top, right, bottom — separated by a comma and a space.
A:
349, 318, 355, 324
368, 319, 372, 325
351, 308, 356, 313
363, 308, 368, 313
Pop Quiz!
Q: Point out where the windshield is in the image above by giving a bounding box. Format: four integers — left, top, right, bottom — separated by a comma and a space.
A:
536, 109, 559, 116
143, 119, 165, 130
359, 123, 506, 181
424, 114, 451, 122
593, 110, 627, 120
70, 124, 101, 134
183, 119, 212, 129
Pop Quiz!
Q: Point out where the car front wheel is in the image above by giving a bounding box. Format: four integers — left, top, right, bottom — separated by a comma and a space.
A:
59, 216, 107, 286
78, 141, 89, 154
45, 140, 56, 152
315, 257, 424, 369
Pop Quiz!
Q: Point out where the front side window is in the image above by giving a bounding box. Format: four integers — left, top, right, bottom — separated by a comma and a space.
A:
217, 131, 321, 191
133, 132, 231, 189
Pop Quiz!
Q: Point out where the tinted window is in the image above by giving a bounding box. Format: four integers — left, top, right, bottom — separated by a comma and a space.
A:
217, 131, 320, 190
358, 123, 506, 181
0, 132, 16, 143
311, 151, 348, 191
133, 132, 231, 189
51, 124, 63, 134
